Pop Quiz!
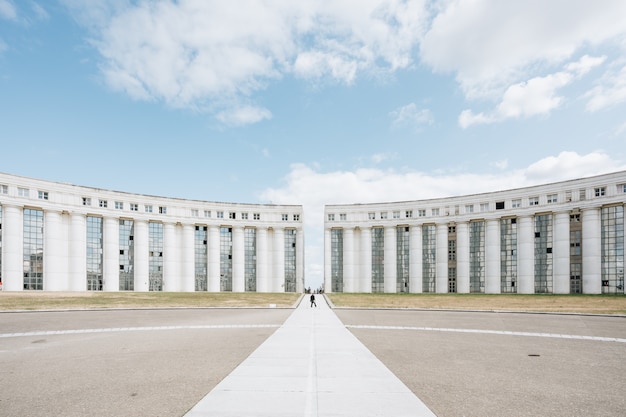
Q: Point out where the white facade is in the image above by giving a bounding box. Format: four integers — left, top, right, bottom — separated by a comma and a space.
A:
0, 173, 304, 293
324, 171, 626, 294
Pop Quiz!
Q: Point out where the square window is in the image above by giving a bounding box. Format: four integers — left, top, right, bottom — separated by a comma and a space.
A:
130, 203, 138, 211
432, 208, 439, 216
204, 210, 211, 218
282, 214, 289, 221
328, 214, 335, 221
38, 191, 48, 200
253, 213, 260, 220
495, 201, 505, 210
465, 204, 474, 213
18, 187, 29, 197
82, 197, 91, 206
512, 199, 521, 208
145, 205, 153, 213
594, 187, 605, 197
480, 203, 489, 212
217, 211, 224, 219
192, 209, 199, 217
99, 199, 108, 208
418, 210, 426, 217
547, 194, 557, 203
368, 212, 376, 220
339, 213, 346, 221
380, 212, 387, 219
115, 201, 124, 210
0, 184, 7, 194
393, 211, 400, 219
241, 212, 248, 220
529, 197, 539, 206
159, 206, 167, 214
406, 210, 413, 218
229, 212, 236, 219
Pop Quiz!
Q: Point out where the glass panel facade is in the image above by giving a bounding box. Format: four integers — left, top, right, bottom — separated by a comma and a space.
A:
570, 213, 583, 293
23, 208, 44, 290
534, 214, 553, 293
149, 222, 163, 291
397, 226, 409, 293
220, 227, 232, 291
601, 205, 624, 294
371, 227, 384, 293
422, 225, 436, 293
448, 225, 457, 293
500, 218, 517, 293
245, 228, 257, 292
284, 229, 296, 292
119, 219, 134, 291
469, 221, 485, 293
86, 216, 103, 291
331, 229, 343, 292
195, 225, 208, 291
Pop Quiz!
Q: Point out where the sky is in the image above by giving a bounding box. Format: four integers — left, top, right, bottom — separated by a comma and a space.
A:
1, 0, 626, 290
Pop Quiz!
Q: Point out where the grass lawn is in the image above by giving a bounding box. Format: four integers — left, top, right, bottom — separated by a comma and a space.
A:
326, 293, 626, 315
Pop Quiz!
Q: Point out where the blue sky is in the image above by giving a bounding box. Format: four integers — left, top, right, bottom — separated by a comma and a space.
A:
1, 1, 626, 288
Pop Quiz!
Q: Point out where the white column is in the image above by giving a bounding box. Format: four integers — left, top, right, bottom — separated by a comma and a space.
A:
582, 208, 601, 294
134, 220, 149, 291
257, 228, 268, 292
436, 224, 449, 293
181, 224, 195, 292
232, 226, 245, 292
295, 228, 304, 293
361, 227, 372, 293
456, 222, 469, 293
69, 213, 86, 291
517, 216, 534, 294
324, 228, 332, 293
44, 210, 65, 291
163, 222, 177, 291
103, 217, 119, 292
343, 228, 354, 293
208, 225, 220, 292
2, 205, 23, 291
384, 226, 397, 293
485, 219, 500, 294
273, 228, 285, 292
553, 212, 570, 294
409, 225, 422, 293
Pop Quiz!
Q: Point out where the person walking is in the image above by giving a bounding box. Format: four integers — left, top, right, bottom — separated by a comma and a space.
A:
310, 293, 317, 307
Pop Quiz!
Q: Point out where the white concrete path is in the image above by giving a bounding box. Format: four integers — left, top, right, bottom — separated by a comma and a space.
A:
184, 295, 436, 417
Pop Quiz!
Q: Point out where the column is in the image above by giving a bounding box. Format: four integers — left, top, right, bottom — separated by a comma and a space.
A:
103, 217, 119, 292
257, 228, 268, 292
456, 222, 469, 293
134, 219, 149, 291
343, 228, 355, 293
208, 225, 220, 292
360, 227, 372, 293
181, 223, 195, 292
163, 222, 178, 291
553, 212, 570, 294
69, 213, 86, 291
324, 228, 332, 293
273, 228, 285, 292
295, 228, 304, 293
485, 219, 500, 294
582, 208, 601, 294
2, 205, 22, 291
517, 216, 534, 294
384, 226, 397, 293
44, 210, 65, 291
436, 224, 448, 293
409, 225, 422, 293
232, 226, 245, 292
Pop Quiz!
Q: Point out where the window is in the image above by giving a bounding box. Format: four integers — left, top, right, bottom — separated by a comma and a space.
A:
38, 191, 48, 200
465, 204, 474, 213
432, 208, 439, 216
204, 210, 211, 218
253, 213, 260, 220
619, 183, 626, 193
145, 205, 153, 213
368, 212, 376, 220
130, 203, 138, 211
293, 214, 300, 221
380, 212, 388, 219
496, 201, 505, 210
547, 194, 557, 203
282, 214, 289, 221
595, 187, 605, 197
115, 201, 123, 210
241, 212, 248, 220
328, 214, 335, 221
229, 212, 236, 220
82, 197, 91, 206
217, 211, 224, 219
512, 199, 521, 208
339, 213, 345, 221
406, 210, 413, 218
480, 203, 489, 212
159, 206, 167, 214
393, 211, 400, 219
191, 209, 199, 217
0, 184, 7, 194
579, 189, 586, 200
99, 199, 108, 208
529, 197, 539, 206
18, 187, 29, 197
418, 209, 426, 217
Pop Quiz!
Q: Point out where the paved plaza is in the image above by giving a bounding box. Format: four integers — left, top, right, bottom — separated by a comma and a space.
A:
1, 296, 625, 416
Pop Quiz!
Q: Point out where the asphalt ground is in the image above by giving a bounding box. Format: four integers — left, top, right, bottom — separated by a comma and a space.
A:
1, 306, 625, 417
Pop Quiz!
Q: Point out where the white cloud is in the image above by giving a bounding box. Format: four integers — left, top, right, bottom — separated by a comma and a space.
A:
459, 55, 605, 128
0, 0, 17, 20
260, 151, 625, 288
585, 62, 626, 111
215, 106, 272, 126
389, 103, 433, 129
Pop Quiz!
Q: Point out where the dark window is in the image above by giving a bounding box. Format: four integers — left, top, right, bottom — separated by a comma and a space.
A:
496, 201, 505, 210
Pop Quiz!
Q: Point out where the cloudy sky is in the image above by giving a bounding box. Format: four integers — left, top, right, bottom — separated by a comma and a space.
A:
1, 0, 625, 288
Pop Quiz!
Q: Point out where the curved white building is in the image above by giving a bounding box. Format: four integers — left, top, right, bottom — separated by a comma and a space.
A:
324, 171, 626, 294
0, 173, 304, 293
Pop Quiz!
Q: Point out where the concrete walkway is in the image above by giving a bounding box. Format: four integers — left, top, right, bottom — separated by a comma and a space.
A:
184, 295, 436, 417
